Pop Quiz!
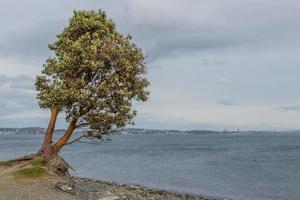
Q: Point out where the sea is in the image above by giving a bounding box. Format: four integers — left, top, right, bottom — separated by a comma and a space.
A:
0, 132, 299, 200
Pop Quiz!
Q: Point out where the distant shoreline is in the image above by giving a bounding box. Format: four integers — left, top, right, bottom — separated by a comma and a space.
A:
1, 127, 300, 136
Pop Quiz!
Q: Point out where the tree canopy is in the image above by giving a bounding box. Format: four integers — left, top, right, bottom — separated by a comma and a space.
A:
36, 10, 149, 141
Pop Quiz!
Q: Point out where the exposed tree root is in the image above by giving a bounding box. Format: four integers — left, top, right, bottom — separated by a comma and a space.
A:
7, 153, 72, 177
47, 154, 72, 176
7, 154, 37, 163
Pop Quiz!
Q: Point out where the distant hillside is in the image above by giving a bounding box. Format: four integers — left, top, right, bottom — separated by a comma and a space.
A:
0, 127, 299, 135
119, 128, 300, 135
0, 127, 65, 135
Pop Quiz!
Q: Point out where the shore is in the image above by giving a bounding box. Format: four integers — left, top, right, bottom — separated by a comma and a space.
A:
0, 161, 215, 200
56, 176, 216, 200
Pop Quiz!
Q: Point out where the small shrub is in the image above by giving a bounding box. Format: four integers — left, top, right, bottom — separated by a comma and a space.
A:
31, 156, 46, 167
0, 161, 12, 167
13, 166, 47, 178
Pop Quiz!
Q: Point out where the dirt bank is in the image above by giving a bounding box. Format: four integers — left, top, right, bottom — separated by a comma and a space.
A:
0, 161, 215, 200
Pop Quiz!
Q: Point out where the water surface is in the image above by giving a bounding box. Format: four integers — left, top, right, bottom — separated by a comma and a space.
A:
0, 133, 299, 200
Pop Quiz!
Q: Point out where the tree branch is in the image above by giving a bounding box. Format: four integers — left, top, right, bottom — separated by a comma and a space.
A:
75, 123, 89, 128
65, 128, 120, 146
65, 134, 87, 145
55, 120, 77, 150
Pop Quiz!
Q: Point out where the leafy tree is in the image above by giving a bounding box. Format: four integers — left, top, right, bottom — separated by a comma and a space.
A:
36, 10, 149, 162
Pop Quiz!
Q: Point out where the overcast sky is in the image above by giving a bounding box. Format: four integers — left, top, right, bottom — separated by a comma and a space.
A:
0, 0, 300, 130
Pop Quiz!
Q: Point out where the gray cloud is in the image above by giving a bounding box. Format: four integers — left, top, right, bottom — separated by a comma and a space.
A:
113, 0, 300, 62
277, 105, 300, 112
217, 100, 239, 106
0, 75, 37, 116
0, 74, 35, 90
133, 112, 231, 131
1, 0, 300, 64
0, 20, 67, 64
1, 0, 300, 129
216, 78, 231, 85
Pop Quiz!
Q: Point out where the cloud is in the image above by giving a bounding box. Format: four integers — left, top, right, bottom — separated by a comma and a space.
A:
216, 78, 231, 85
1, 0, 300, 129
217, 100, 238, 106
0, 74, 69, 129
0, 58, 41, 76
277, 105, 300, 112
2, 0, 300, 64
0, 19, 67, 64
0, 75, 37, 117
133, 112, 231, 130
0, 74, 79, 128
0, 75, 35, 93
115, 0, 300, 62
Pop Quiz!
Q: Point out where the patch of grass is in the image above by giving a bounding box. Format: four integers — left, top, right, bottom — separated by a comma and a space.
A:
0, 161, 12, 167
13, 166, 47, 178
31, 156, 46, 167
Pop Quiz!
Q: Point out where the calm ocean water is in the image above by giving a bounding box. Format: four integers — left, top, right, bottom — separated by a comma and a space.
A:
0, 133, 300, 200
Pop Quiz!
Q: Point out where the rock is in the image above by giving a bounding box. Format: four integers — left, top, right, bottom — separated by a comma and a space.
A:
55, 182, 74, 193
98, 195, 120, 200
56, 180, 108, 200
56, 177, 213, 200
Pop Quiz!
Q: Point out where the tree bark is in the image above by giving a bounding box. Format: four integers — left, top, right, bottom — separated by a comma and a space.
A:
55, 119, 77, 151
39, 105, 59, 161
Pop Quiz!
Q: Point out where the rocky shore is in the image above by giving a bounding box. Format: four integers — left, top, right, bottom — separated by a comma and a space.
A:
0, 160, 216, 200
56, 176, 216, 200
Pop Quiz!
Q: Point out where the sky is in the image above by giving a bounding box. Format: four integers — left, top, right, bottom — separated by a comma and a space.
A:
0, 0, 300, 130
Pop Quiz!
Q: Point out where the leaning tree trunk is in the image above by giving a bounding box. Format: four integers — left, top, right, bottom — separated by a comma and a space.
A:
46, 119, 77, 176
39, 105, 59, 161
10, 106, 77, 176
55, 119, 77, 150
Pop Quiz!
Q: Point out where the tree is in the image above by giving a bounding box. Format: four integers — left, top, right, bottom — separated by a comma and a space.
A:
35, 10, 149, 164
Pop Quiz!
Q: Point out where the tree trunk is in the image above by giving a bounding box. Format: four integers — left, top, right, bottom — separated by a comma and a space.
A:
42, 119, 77, 176
39, 105, 59, 161
55, 119, 77, 151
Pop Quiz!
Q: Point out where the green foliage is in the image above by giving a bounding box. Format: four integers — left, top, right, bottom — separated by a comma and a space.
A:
36, 10, 149, 137
31, 156, 46, 166
0, 161, 12, 167
13, 166, 47, 178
